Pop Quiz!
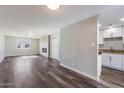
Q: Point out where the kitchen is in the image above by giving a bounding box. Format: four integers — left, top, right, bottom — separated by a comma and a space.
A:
98, 7, 124, 87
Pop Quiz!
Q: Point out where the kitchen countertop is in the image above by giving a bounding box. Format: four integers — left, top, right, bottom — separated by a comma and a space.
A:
99, 49, 124, 54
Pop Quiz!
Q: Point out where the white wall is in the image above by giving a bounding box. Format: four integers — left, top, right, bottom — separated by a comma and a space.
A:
0, 32, 5, 62
60, 16, 98, 80
50, 33, 60, 61
5, 36, 40, 56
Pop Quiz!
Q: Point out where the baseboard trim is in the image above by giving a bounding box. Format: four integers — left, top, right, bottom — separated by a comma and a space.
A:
5, 54, 41, 57
40, 54, 60, 62
60, 63, 98, 81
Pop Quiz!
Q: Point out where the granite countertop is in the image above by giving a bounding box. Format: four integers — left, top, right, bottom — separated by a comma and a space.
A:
99, 49, 124, 54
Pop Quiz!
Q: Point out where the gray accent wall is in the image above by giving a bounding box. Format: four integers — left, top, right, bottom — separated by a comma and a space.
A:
5, 36, 40, 56
60, 16, 98, 79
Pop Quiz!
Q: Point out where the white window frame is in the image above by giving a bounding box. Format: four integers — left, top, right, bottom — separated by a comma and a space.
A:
16, 39, 32, 49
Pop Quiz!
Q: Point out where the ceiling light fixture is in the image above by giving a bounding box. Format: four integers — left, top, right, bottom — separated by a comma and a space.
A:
28, 33, 33, 36
120, 18, 124, 22
27, 32, 33, 36
46, 5, 60, 10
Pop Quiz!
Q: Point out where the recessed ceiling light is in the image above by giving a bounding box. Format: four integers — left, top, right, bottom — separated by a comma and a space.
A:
120, 18, 124, 22
46, 5, 60, 10
27, 32, 33, 36
28, 33, 33, 36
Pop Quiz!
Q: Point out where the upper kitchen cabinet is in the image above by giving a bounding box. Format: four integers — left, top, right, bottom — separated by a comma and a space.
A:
103, 26, 123, 38
122, 26, 124, 44
103, 28, 112, 38
98, 30, 103, 44
113, 26, 123, 37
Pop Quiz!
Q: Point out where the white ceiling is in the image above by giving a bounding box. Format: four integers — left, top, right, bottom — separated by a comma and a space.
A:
99, 6, 124, 29
0, 5, 122, 38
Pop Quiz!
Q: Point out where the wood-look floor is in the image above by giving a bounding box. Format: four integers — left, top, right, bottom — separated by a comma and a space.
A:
0, 55, 107, 88
101, 67, 124, 87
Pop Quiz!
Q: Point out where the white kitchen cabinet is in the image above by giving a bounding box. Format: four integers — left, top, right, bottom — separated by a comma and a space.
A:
102, 53, 123, 70
98, 31, 103, 44
121, 55, 124, 70
102, 53, 111, 67
103, 26, 123, 38
103, 29, 112, 38
112, 27, 123, 37
110, 54, 122, 70
98, 55, 102, 77
122, 26, 124, 44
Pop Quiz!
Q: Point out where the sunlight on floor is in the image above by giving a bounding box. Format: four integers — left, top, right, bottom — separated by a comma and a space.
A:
20, 55, 39, 59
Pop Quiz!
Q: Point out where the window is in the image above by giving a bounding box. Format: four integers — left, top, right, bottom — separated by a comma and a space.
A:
16, 39, 32, 49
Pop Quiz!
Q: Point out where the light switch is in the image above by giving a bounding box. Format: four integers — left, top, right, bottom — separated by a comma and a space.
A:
91, 43, 95, 47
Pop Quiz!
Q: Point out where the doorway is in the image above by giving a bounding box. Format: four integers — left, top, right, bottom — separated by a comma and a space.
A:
48, 34, 60, 61
98, 7, 124, 87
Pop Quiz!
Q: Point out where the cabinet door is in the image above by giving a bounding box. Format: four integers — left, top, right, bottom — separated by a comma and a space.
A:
122, 56, 124, 70
111, 54, 122, 70
98, 55, 102, 77
113, 27, 122, 37
99, 31, 103, 44
103, 29, 112, 38
122, 26, 124, 44
103, 27, 123, 38
102, 53, 111, 67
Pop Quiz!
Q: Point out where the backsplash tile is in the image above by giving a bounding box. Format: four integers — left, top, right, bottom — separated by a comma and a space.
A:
99, 39, 123, 50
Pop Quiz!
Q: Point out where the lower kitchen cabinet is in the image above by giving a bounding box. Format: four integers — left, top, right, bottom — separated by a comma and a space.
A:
102, 53, 123, 71
122, 56, 124, 70
110, 54, 122, 70
102, 53, 111, 67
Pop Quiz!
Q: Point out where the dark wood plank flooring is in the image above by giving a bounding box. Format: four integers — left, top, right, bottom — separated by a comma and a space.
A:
101, 67, 124, 87
0, 55, 107, 88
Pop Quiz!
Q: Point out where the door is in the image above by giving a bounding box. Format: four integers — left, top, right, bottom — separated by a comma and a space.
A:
49, 34, 60, 60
